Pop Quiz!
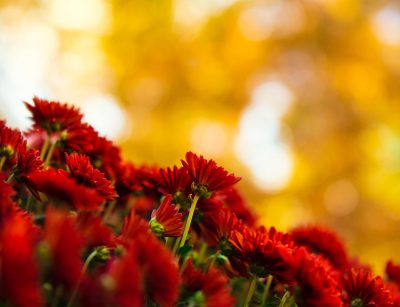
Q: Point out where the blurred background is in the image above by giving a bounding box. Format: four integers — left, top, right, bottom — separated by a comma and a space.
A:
1, 0, 400, 271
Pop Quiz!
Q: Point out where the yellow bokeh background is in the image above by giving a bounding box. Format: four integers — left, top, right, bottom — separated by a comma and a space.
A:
1, 0, 400, 272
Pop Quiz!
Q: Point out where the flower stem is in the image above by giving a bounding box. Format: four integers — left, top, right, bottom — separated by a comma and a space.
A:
172, 237, 180, 254
44, 140, 57, 167
244, 277, 257, 307
67, 249, 98, 307
261, 275, 273, 306
0, 156, 6, 171
50, 285, 63, 307
40, 137, 50, 160
6, 172, 14, 183
103, 200, 116, 223
207, 250, 221, 271
178, 194, 200, 249
197, 241, 208, 263
25, 194, 33, 212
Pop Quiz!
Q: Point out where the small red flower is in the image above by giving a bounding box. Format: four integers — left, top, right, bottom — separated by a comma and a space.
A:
77, 213, 115, 248
0, 121, 25, 162
29, 169, 104, 211
120, 209, 151, 243
215, 189, 256, 226
342, 268, 393, 307
1, 211, 43, 307
157, 166, 191, 200
229, 225, 294, 282
181, 259, 236, 307
387, 261, 400, 286
59, 122, 98, 153
198, 207, 241, 249
150, 195, 183, 237
43, 208, 84, 291
66, 152, 117, 201
25, 97, 83, 133
181, 152, 241, 197
120, 212, 181, 307
104, 247, 143, 307
15, 148, 43, 198
290, 225, 349, 271
290, 248, 343, 307
0, 172, 17, 216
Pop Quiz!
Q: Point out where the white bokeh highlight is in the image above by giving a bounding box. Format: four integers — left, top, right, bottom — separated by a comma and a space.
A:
235, 80, 294, 192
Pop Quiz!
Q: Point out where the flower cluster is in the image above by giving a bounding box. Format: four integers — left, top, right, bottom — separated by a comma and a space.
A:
0, 97, 399, 306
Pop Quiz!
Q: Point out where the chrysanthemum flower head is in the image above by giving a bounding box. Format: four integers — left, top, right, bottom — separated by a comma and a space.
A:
150, 195, 183, 237
181, 259, 235, 307
29, 168, 104, 211
120, 210, 181, 307
229, 225, 293, 282
342, 268, 394, 307
181, 152, 240, 198
215, 188, 256, 226
157, 165, 192, 205
25, 97, 83, 133
198, 206, 241, 252
66, 152, 118, 201
290, 225, 349, 271
386, 260, 400, 286
0, 121, 25, 162
290, 248, 342, 307
43, 208, 84, 288
1, 210, 43, 307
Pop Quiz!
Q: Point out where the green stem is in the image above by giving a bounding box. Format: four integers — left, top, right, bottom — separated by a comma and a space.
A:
50, 285, 63, 307
40, 137, 50, 160
103, 200, 116, 223
207, 250, 221, 271
178, 194, 200, 249
44, 140, 57, 167
6, 172, 14, 183
172, 236, 180, 254
197, 241, 208, 263
0, 156, 6, 171
67, 249, 98, 307
25, 194, 33, 212
261, 275, 273, 306
244, 277, 257, 307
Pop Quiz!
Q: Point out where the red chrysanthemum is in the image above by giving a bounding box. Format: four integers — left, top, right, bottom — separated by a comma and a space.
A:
181, 152, 241, 197
85, 134, 122, 180
0, 211, 43, 307
59, 122, 98, 154
198, 206, 241, 249
181, 259, 236, 307
14, 148, 43, 198
0, 121, 25, 162
77, 213, 115, 248
0, 172, 18, 218
120, 212, 181, 306
215, 189, 256, 226
29, 169, 103, 211
43, 208, 84, 291
157, 166, 192, 202
290, 225, 349, 271
386, 261, 400, 286
66, 152, 117, 201
229, 225, 294, 282
103, 246, 143, 307
290, 248, 343, 307
120, 209, 151, 243
25, 97, 83, 133
150, 195, 183, 237
342, 268, 393, 307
